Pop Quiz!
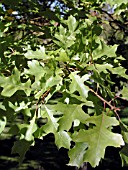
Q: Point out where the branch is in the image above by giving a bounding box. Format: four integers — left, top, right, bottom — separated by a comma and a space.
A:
101, 10, 128, 31
89, 88, 121, 121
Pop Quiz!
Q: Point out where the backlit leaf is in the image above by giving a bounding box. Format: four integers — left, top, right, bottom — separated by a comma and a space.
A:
120, 144, 128, 166
41, 105, 59, 134
55, 130, 71, 149
72, 114, 124, 167
53, 103, 89, 131
121, 87, 128, 100
68, 143, 88, 168
0, 116, 6, 134
107, 0, 128, 6
25, 113, 37, 141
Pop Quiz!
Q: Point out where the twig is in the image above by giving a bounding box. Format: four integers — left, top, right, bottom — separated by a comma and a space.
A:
89, 88, 121, 121
41, 89, 51, 104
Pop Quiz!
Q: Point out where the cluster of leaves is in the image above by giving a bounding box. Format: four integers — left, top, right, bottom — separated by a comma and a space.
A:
0, 0, 128, 168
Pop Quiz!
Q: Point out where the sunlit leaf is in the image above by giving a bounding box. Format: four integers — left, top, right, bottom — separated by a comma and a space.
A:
0, 67, 31, 97
93, 40, 117, 60
24, 60, 46, 81
45, 75, 62, 89
69, 72, 89, 99
0, 1, 128, 168
56, 49, 70, 62
67, 15, 78, 32
24, 46, 52, 60
111, 67, 128, 79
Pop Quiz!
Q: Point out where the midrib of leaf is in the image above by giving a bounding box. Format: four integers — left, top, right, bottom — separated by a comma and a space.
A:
71, 107, 76, 120
75, 76, 84, 91
56, 131, 71, 149
68, 105, 81, 123
73, 75, 88, 98
74, 146, 85, 164
25, 112, 37, 141
45, 105, 58, 131
95, 113, 105, 156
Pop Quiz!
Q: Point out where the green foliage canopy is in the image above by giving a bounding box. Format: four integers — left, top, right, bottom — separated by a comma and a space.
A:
0, 0, 128, 168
